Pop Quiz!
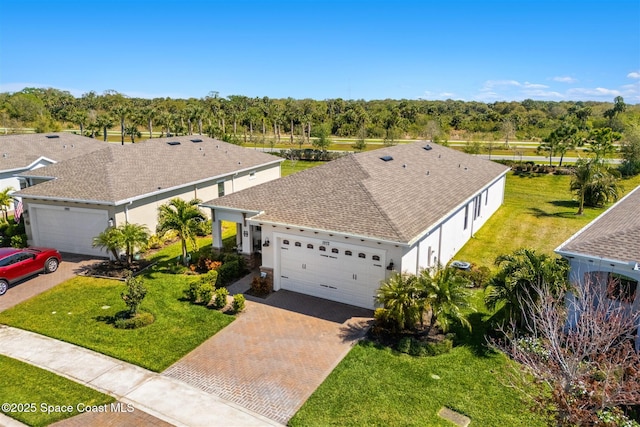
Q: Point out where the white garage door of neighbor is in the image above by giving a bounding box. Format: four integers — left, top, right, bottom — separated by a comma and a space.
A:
30, 205, 109, 257
278, 235, 386, 309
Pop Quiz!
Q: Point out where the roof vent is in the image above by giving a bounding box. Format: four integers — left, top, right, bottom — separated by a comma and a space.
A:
45, 135, 60, 139
426, 170, 430, 176
191, 138, 203, 143
2, 153, 7, 158
380, 155, 393, 162
402, 164, 407, 168
423, 144, 432, 151
167, 141, 181, 146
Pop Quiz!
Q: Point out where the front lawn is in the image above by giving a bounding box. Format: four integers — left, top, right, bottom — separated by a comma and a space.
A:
455, 172, 640, 268
0, 355, 114, 427
0, 237, 234, 372
291, 291, 547, 426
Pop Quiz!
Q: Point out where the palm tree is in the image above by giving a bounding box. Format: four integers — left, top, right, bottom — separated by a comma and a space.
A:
92, 223, 150, 265
93, 227, 121, 260
95, 113, 114, 142
485, 248, 568, 328
0, 187, 15, 222
119, 223, 150, 265
418, 267, 472, 333
570, 159, 622, 215
157, 198, 206, 265
375, 272, 421, 332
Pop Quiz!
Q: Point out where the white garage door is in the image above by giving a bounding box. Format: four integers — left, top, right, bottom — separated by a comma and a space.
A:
30, 204, 109, 257
278, 235, 386, 309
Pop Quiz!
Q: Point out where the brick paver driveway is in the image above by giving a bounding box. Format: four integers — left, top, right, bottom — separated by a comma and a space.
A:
0, 253, 103, 312
164, 290, 373, 425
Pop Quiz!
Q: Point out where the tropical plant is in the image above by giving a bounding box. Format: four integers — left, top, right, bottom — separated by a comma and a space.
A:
121, 272, 147, 316
570, 159, 622, 215
375, 272, 421, 332
156, 198, 206, 265
92, 223, 150, 265
418, 266, 472, 333
0, 187, 15, 222
485, 248, 568, 328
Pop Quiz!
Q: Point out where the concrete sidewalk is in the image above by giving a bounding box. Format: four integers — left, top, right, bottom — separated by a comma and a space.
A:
0, 325, 281, 427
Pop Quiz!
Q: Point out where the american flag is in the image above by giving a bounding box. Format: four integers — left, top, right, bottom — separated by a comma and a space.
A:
13, 199, 23, 223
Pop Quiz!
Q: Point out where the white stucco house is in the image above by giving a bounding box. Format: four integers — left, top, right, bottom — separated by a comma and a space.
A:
202, 142, 510, 309
13, 136, 282, 257
555, 185, 640, 351
0, 132, 109, 210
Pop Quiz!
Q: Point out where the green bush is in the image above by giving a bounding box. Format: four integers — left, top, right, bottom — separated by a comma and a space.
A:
10, 234, 27, 248
195, 219, 212, 237
232, 294, 246, 313
213, 287, 229, 309
121, 273, 147, 315
250, 276, 271, 295
186, 274, 216, 305
114, 311, 155, 329
395, 337, 453, 357
216, 260, 240, 286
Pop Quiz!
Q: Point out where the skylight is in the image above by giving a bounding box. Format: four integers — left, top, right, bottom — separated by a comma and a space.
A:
45, 135, 60, 139
380, 155, 393, 162
423, 144, 433, 151
191, 139, 203, 143
167, 141, 181, 146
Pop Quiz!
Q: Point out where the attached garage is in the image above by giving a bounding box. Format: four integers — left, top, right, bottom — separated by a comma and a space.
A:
29, 204, 109, 257
277, 235, 386, 309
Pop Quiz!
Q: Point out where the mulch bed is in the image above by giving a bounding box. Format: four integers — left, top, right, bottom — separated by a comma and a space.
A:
79, 259, 155, 280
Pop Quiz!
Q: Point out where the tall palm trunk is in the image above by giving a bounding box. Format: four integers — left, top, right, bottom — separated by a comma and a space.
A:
148, 118, 153, 139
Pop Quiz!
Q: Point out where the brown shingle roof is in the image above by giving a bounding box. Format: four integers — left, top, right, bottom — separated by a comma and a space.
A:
556, 185, 640, 264
15, 136, 282, 204
203, 142, 510, 244
0, 132, 109, 171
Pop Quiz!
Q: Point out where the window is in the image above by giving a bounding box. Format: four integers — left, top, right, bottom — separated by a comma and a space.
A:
485, 189, 489, 205
463, 205, 469, 230
372, 255, 380, 261
358, 253, 366, 259
283, 240, 290, 245
295, 242, 302, 247
19, 179, 27, 190
607, 273, 638, 303
345, 250, 352, 256
217, 182, 225, 197
331, 248, 339, 254
307, 244, 314, 249
474, 194, 482, 219
319, 246, 326, 252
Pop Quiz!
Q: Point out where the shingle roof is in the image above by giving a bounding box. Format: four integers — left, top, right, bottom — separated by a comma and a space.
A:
203, 142, 510, 244
556, 185, 640, 264
0, 132, 109, 171
14, 136, 282, 205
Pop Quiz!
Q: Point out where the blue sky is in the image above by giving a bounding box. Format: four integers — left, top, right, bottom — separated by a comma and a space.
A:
1, 0, 638, 102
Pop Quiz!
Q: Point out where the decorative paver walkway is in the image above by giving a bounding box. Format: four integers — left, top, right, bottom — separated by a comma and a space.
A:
164, 288, 373, 425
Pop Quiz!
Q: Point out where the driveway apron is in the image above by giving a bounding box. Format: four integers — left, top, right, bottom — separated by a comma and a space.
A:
163, 290, 373, 425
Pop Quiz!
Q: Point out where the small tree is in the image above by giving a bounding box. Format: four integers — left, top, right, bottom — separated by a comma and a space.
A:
491, 278, 640, 426
157, 198, 206, 265
121, 272, 147, 316
93, 223, 150, 265
0, 187, 15, 222
418, 266, 472, 333
93, 227, 121, 260
375, 272, 421, 332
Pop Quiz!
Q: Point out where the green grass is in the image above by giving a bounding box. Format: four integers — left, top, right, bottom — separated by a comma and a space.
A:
0, 237, 234, 372
0, 355, 114, 427
454, 172, 640, 269
291, 292, 546, 427
281, 159, 321, 176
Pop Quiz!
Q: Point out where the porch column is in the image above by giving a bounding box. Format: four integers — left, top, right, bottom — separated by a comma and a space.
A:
236, 223, 242, 250
212, 210, 223, 250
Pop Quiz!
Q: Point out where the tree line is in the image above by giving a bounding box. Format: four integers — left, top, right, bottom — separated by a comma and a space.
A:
1, 87, 638, 146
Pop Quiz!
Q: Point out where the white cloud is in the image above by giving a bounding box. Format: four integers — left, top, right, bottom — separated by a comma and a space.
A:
627, 71, 640, 79
552, 76, 577, 84
567, 87, 622, 97
522, 82, 549, 89
439, 92, 456, 98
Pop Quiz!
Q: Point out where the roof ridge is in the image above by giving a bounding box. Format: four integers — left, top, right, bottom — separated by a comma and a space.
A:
351, 154, 405, 241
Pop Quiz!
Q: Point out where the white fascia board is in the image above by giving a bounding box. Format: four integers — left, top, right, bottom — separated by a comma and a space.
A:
18, 195, 116, 206
2, 157, 57, 175
250, 218, 409, 247
201, 204, 263, 217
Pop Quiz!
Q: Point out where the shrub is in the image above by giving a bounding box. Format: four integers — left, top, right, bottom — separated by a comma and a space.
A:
216, 260, 241, 286
114, 310, 155, 329
10, 234, 27, 248
250, 276, 270, 296
232, 294, 246, 313
395, 337, 453, 357
197, 283, 214, 305
457, 266, 491, 288
146, 234, 164, 249
121, 273, 147, 315
195, 219, 212, 237
213, 287, 229, 309
199, 269, 219, 286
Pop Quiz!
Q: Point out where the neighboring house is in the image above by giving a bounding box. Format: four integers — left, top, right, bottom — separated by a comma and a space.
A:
555, 185, 640, 351
14, 136, 283, 257
0, 132, 109, 210
202, 142, 510, 309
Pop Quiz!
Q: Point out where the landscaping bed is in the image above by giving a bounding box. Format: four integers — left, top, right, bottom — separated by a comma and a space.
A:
79, 259, 155, 279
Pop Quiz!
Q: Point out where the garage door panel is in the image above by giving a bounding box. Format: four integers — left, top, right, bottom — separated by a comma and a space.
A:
31, 205, 108, 257
278, 235, 385, 309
